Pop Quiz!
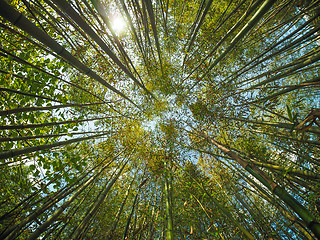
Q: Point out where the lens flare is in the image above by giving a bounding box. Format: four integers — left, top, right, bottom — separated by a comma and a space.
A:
111, 16, 126, 34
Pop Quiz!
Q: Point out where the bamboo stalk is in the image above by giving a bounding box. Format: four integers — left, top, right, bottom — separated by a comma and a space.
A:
197, 130, 320, 238
52, 0, 155, 100
91, 0, 146, 87
27, 152, 120, 240
223, 8, 320, 87
185, 0, 213, 55
173, 158, 255, 239
0, 102, 104, 117
0, 116, 119, 130
144, 0, 164, 75
106, 173, 136, 239
0, 0, 137, 106
164, 166, 174, 240
122, 191, 140, 240
71, 158, 129, 239
189, 0, 276, 91
0, 130, 112, 142
0, 132, 108, 161
0, 86, 62, 103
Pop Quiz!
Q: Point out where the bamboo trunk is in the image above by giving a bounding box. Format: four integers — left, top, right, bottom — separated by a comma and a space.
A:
26, 155, 117, 240
0, 0, 136, 106
52, 0, 155, 99
190, 0, 276, 90
71, 159, 129, 239
0, 116, 116, 130
164, 169, 174, 240
0, 102, 104, 117
198, 131, 320, 238
0, 133, 108, 160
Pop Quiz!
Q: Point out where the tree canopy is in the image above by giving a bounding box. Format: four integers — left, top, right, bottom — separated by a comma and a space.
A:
0, 0, 320, 239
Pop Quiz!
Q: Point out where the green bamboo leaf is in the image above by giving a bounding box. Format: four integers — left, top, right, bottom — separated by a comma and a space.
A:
29, 164, 36, 171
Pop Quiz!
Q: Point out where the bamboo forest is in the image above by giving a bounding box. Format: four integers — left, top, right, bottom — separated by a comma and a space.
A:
1, 0, 320, 239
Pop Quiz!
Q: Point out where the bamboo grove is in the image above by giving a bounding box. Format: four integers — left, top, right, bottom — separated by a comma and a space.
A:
0, 0, 320, 239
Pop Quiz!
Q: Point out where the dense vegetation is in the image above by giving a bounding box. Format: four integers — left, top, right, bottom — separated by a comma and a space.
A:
0, 0, 320, 239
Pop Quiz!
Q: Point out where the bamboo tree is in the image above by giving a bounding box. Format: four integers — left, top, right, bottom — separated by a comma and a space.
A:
157, 0, 169, 37
242, 169, 316, 240
26, 152, 120, 240
198, 144, 316, 239
0, 87, 63, 103
0, 130, 111, 143
29, 0, 79, 50
0, 132, 108, 161
173, 157, 255, 239
249, 75, 320, 104
121, 166, 147, 239
118, 0, 147, 61
189, 0, 276, 90
0, 164, 79, 225
143, 0, 163, 74
219, 115, 320, 135
0, 0, 137, 106
0, 151, 118, 239
52, 0, 155, 99
0, 102, 105, 117
164, 163, 174, 240
51, 184, 97, 239
90, 0, 146, 87
0, 65, 106, 103
194, 129, 320, 238
222, 8, 320, 87
106, 172, 136, 239
184, 0, 213, 56
193, 144, 320, 181
0, 116, 119, 130
1, 0, 320, 238
145, 180, 160, 240
182, 0, 263, 83
244, 50, 320, 92
122, 189, 140, 240
70, 157, 129, 239
190, 194, 226, 240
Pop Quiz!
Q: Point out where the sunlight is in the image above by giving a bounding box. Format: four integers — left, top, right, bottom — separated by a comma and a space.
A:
111, 15, 126, 34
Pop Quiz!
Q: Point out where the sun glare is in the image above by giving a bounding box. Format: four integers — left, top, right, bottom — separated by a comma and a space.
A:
111, 16, 126, 34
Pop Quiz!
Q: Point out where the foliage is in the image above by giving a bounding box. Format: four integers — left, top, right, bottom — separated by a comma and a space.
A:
0, 0, 320, 239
